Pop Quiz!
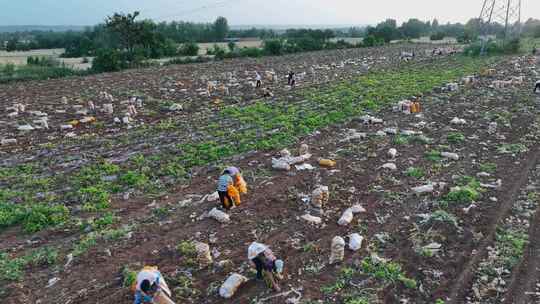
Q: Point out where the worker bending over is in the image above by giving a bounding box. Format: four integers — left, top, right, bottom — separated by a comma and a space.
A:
133, 266, 175, 304
217, 166, 247, 210
248, 242, 284, 292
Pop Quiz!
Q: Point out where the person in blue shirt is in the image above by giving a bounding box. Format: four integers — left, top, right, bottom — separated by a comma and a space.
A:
217, 169, 234, 210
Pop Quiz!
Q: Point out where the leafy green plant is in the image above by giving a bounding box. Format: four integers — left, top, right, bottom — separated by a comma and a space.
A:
23, 204, 69, 233
425, 150, 442, 162
360, 256, 416, 289
122, 266, 138, 287
79, 187, 110, 212
421, 210, 460, 229
406, 167, 425, 179
479, 162, 497, 173
445, 177, 481, 204
447, 132, 465, 144
497, 143, 528, 154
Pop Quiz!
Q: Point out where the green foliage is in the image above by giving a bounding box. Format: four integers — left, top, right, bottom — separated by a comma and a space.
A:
263, 39, 284, 55
447, 132, 465, 143
177, 240, 197, 267
496, 228, 528, 268
425, 150, 442, 162
406, 167, 425, 179
122, 266, 137, 287
0, 247, 58, 282
120, 171, 148, 188
497, 143, 528, 154
79, 187, 111, 212
445, 178, 481, 204
479, 162, 497, 173
361, 256, 416, 289
23, 204, 69, 233
91, 48, 127, 73
465, 38, 522, 57
178, 42, 199, 56
430, 32, 446, 41
421, 210, 459, 229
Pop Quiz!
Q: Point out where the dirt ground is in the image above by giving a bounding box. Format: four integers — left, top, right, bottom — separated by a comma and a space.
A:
1, 45, 540, 304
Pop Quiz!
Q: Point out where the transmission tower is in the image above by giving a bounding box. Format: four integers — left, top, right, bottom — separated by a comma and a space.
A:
479, 0, 522, 41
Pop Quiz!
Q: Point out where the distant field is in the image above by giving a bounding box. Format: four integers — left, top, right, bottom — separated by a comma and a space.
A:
0, 48, 92, 70
197, 40, 263, 54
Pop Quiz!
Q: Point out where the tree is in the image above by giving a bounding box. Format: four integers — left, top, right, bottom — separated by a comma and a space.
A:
105, 11, 143, 55
400, 19, 428, 39
6, 39, 17, 52
213, 16, 229, 41
263, 39, 284, 55
432, 19, 440, 32
367, 19, 401, 43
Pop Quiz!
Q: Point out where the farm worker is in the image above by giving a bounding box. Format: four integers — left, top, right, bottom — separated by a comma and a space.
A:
248, 242, 284, 292
217, 169, 234, 210
133, 266, 175, 304
255, 72, 262, 88
287, 71, 295, 85
535, 80, 540, 94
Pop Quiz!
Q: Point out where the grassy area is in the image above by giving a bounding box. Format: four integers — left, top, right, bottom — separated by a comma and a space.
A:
0, 63, 86, 83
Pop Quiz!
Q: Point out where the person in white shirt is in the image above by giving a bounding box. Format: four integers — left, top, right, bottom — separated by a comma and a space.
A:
255, 72, 262, 88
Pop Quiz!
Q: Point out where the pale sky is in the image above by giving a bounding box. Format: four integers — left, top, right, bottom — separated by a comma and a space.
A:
0, 0, 538, 26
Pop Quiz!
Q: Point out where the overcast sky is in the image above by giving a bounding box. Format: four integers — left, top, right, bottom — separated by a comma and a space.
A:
0, 0, 538, 26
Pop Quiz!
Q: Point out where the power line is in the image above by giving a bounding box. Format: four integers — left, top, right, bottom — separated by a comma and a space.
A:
149, 0, 238, 21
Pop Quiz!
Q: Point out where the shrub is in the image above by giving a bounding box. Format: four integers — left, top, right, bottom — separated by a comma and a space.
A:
79, 187, 111, 212
179, 42, 199, 56
23, 204, 69, 233
430, 32, 445, 41
238, 47, 263, 58
227, 41, 236, 52
263, 39, 284, 55
206, 44, 226, 59
92, 48, 126, 73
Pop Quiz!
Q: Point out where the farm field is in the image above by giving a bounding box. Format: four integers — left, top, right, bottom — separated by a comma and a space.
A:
0, 43, 539, 304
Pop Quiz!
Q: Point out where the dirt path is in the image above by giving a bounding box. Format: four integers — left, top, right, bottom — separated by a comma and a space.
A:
502, 169, 540, 304
447, 147, 540, 304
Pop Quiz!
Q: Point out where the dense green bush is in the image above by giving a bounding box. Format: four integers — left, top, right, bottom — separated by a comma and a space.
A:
263, 39, 284, 55
91, 48, 127, 72
430, 32, 445, 41
464, 38, 521, 56
178, 42, 199, 56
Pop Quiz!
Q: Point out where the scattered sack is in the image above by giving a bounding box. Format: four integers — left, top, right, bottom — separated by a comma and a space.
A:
219, 273, 248, 299
319, 159, 336, 167
301, 214, 322, 225
234, 175, 248, 194
311, 186, 329, 209
209, 208, 230, 223
194, 242, 213, 268
338, 209, 354, 226
299, 144, 310, 155
329, 236, 345, 264
272, 158, 291, 171
412, 184, 434, 194
349, 233, 364, 251
226, 185, 241, 207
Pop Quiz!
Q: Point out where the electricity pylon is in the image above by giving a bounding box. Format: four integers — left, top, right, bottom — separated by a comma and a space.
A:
479, 0, 522, 41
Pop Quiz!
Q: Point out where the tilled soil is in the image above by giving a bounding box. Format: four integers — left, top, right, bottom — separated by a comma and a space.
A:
2, 47, 540, 304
